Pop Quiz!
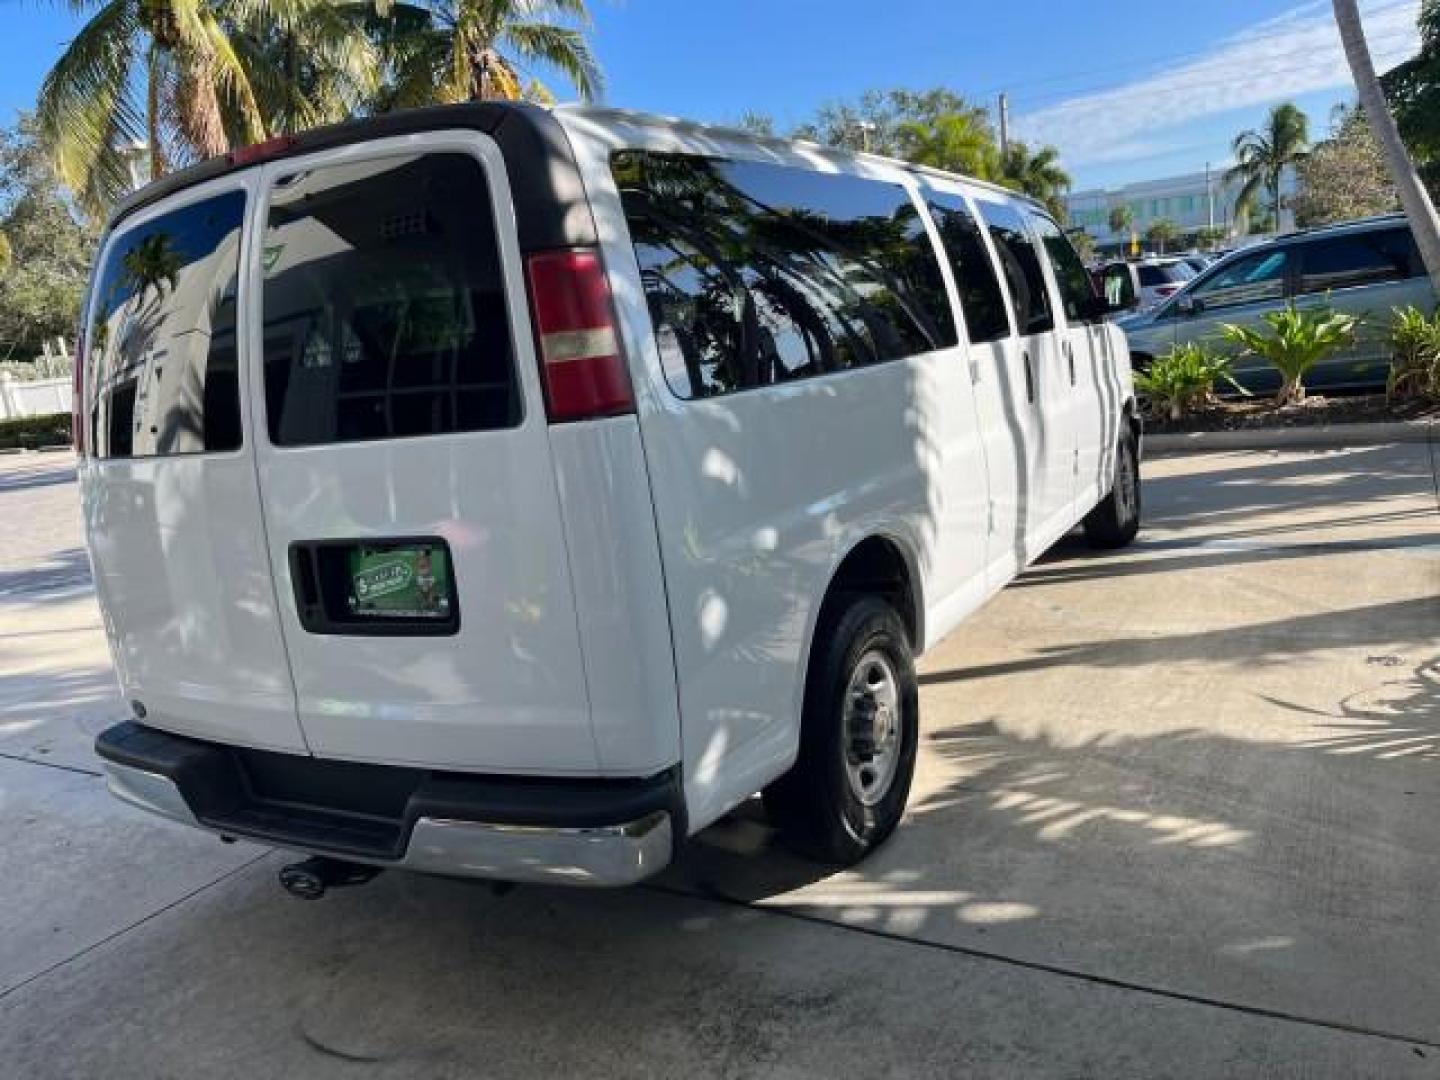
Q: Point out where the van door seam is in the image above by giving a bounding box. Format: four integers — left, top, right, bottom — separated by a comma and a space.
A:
240, 163, 312, 754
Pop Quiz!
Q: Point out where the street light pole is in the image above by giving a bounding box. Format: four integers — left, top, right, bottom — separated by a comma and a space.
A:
1205, 161, 1215, 232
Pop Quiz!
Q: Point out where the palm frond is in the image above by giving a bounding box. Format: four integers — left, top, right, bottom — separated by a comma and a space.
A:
197, 9, 267, 145
34, 0, 142, 216
503, 20, 602, 100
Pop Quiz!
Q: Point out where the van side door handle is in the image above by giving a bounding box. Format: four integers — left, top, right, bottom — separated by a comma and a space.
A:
1064, 341, 1076, 386
1022, 349, 1035, 404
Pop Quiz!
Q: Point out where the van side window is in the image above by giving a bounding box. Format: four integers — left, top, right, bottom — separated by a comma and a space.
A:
262, 154, 519, 446
1030, 213, 1097, 322
612, 151, 958, 400
1191, 249, 1290, 310
1299, 229, 1422, 294
85, 191, 245, 458
978, 202, 1054, 336
925, 193, 1010, 343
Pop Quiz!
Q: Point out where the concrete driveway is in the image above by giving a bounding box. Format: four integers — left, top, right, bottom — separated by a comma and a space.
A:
1, 442, 1437, 1078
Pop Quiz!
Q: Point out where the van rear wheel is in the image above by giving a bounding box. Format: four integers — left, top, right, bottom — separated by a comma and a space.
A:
763, 595, 918, 865
1084, 428, 1141, 549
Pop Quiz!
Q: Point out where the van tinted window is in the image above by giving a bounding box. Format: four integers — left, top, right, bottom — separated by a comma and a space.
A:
1299, 228, 1423, 293
262, 153, 519, 446
1030, 212, 1097, 322
979, 202, 1054, 336
926, 193, 1010, 343
1137, 263, 1194, 287
1192, 248, 1290, 310
86, 191, 245, 458
612, 151, 957, 400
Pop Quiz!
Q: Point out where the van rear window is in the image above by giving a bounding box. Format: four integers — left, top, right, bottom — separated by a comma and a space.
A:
86, 191, 245, 458
612, 150, 957, 400
261, 153, 519, 446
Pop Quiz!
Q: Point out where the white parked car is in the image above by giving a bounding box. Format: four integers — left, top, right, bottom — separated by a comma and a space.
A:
79, 104, 1141, 895
1099, 257, 1197, 313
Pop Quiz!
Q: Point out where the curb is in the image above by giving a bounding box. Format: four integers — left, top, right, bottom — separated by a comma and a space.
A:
1146, 419, 1436, 454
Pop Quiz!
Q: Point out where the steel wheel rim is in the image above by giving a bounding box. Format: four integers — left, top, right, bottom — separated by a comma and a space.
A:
1116, 440, 1137, 522
843, 650, 903, 807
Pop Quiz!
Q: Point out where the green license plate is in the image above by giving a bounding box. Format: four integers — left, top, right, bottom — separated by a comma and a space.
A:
347, 544, 452, 620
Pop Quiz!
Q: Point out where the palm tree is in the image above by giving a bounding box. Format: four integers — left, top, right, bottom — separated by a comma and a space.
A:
1108, 204, 1134, 240
1227, 103, 1309, 234
122, 232, 181, 298
35, 0, 266, 214
1144, 218, 1179, 255
227, 0, 381, 140
997, 141, 1070, 220
896, 111, 998, 179
1334, 0, 1440, 291
371, 0, 601, 108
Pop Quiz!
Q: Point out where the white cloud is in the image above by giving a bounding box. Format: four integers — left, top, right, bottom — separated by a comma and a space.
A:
1013, 0, 1423, 169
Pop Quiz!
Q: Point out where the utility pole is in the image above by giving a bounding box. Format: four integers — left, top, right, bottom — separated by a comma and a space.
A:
1333, 0, 1440, 292
998, 93, 1010, 156
1205, 161, 1216, 232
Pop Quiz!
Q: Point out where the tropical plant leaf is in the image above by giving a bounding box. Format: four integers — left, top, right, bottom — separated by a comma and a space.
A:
35, 0, 143, 217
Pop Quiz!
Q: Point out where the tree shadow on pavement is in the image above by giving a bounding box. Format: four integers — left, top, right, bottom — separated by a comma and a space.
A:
0, 548, 92, 599
0, 463, 76, 496
916, 593, 1439, 684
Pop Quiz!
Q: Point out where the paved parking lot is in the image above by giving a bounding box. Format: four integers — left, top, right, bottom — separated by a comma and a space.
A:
1, 440, 1438, 1078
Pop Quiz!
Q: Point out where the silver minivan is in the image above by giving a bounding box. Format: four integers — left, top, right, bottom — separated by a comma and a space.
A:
1119, 215, 1435, 394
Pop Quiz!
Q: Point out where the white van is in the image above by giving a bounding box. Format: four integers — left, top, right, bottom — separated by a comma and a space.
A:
80, 104, 1139, 894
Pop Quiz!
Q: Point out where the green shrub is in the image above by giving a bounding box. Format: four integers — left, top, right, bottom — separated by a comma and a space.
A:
0, 356, 73, 381
1221, 302, 1359, 406
1388, 306, 1440, 402
1134, 342, 1242, 421
0, 413, 71, 450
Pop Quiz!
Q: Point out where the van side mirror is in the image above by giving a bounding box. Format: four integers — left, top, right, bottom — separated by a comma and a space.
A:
1088, 291, 1129, 319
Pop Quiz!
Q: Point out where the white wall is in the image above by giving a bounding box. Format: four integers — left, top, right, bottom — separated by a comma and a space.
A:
0, 374, 72, 421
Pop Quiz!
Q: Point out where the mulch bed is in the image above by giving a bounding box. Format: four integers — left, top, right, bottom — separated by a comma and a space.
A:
1145, 394, 1439, 434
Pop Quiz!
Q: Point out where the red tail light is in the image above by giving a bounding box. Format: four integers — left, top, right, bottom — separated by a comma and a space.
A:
524, 249, 633, 422
72, 328, 86, 455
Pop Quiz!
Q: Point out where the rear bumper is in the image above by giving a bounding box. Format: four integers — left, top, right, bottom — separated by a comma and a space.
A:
96, 722, 680, 887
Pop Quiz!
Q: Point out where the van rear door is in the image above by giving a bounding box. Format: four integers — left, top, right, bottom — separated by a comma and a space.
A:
80, 174, 309, 753
248, 133, 596, 773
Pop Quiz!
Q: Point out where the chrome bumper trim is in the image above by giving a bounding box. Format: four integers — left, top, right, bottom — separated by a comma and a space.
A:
401, 811, 672, 886
101, 760, 673, 887
103, 761, 198, 826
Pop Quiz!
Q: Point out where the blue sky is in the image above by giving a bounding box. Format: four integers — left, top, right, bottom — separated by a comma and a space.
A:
0, 0, 1425, 193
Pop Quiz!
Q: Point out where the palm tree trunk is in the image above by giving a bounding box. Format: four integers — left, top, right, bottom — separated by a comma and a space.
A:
1334, 0, 1440, 293
147, 43, 162, 181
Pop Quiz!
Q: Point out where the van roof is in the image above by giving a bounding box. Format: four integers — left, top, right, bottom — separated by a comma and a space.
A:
554, 104, 1043, 208
1214, 213, 1409, 257
107, 102, 597, 254
109, 101, 1046, 233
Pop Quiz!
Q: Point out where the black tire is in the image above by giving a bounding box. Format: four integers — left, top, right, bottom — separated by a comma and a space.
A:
763, 594, 918, 866
1084, 427, 1142, 549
